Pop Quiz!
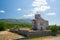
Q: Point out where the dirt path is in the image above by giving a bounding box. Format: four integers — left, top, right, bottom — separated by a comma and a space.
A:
28, 36, 60, 40
44, 36, 60, 40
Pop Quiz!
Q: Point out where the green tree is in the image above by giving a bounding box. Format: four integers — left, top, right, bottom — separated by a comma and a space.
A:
48, 25, 58, 36
0, 21, 7, 31
49, 25, 58, 32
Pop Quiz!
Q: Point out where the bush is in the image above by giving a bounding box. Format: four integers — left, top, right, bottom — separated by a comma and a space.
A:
57, 26, 60, 30
0, 21, 32, 31
48, 25, 58, 32
48, 25, 58, 36
0, 26, 6, 31
0, 22, 7, 31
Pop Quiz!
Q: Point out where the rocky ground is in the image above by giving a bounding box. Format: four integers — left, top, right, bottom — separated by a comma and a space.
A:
0, 30, 60, 40
0, 31, 24, 40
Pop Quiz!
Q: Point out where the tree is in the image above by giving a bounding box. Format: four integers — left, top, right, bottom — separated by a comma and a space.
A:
0, 21, 7, 31
48, 25, 58, 36
48, 25, 58, 31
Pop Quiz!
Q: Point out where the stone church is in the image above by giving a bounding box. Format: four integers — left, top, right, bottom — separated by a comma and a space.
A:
32, 14, 48, 30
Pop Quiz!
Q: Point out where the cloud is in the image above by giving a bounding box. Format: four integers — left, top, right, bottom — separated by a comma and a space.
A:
32, 0, 47, 7
17, 8, 21, 11
0, 10, 5, 13
32, 0, 51, 13
24, 0, 51, 18
23, 13, 34, 18
33, 6, 50, 12
46, 12, 56, 16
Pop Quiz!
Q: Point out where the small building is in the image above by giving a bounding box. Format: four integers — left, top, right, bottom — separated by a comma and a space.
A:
32, 14, 48, 30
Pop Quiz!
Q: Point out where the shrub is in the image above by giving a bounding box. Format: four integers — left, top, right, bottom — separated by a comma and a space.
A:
0, 22, 7, 31
49, 25, 58, 32
0, 26, 6, 31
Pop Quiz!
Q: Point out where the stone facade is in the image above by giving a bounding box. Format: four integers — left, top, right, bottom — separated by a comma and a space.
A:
32, 14, 48, 30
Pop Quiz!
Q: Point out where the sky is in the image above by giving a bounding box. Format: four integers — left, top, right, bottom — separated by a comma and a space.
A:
0, 0, 60, 25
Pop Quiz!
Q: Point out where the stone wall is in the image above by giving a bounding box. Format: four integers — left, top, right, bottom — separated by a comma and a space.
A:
26, 30, 52, 38
10, 29, 60, 38
57, 30, 60, 34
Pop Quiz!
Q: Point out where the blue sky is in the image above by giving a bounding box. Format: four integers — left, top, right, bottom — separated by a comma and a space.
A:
0, 0, 60, 25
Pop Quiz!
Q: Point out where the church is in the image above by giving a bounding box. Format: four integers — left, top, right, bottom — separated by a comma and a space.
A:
32, 14, 48, 30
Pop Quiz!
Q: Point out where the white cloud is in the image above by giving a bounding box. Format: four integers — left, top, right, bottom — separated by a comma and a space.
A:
32, 0, 47, 7
32, 0, 51, 13
0, 10, 5, 13
33, 6, 50, 12
46, 12, 56, 16
23, 14, 34, 18
17, 8, 21, 11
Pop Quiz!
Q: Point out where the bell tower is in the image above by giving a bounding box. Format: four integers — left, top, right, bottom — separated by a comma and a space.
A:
35, 12, 41, 20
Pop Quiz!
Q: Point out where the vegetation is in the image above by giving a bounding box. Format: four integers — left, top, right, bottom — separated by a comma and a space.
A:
48, 25, 58, 32
7, 23, 32, 28
0, 21, 60, 31
48, 25, 60, 31
0, 21, 7, 31
48, 25, 60, 36
0, 21, 32, 31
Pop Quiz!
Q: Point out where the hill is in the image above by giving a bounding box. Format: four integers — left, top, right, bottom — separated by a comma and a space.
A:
0, 19, 32, 24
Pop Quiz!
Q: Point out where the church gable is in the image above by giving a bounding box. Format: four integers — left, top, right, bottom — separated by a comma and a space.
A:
32, 14, 48, 30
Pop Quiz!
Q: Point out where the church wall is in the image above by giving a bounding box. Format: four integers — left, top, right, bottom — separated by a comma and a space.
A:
32, 14, 48, 30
